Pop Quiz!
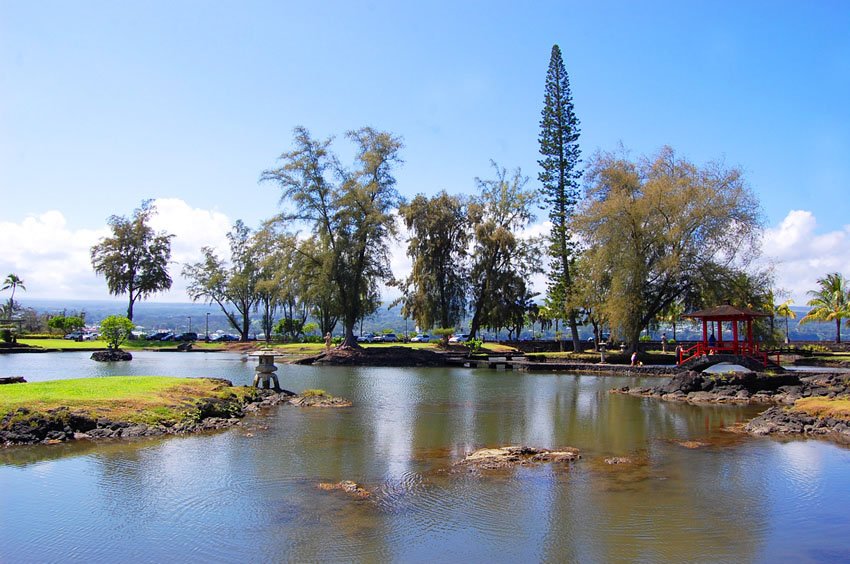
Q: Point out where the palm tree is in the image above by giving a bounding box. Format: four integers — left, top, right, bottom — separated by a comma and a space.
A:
1, 274, 26, 316
775, 299, 796, 344
800, 273, 850, 343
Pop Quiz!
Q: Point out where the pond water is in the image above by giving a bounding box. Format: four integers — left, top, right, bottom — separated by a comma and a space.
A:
1, 353, 849, 562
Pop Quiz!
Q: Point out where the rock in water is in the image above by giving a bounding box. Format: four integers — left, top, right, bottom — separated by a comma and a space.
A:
456, 445, 580, 471
317, 480, 370, 499
91, 350, 133, 362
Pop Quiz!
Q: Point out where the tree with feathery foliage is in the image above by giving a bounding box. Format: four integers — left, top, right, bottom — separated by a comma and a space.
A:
90, 201, 173, 321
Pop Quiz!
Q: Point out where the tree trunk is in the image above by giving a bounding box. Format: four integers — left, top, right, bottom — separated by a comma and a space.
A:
469, 298, 484, 339
837, 318, 842, 344
629, 328, 641, 354
568, 317, 580, 352
591, 320, 600, 352
126, 298, 135, 321
241, 314, 250, 341
340, 318, 362, 349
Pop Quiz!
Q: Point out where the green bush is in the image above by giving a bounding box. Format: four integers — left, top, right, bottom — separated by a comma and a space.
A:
0, 328, 12, 343
432, 328, 454, 346
100, 315, 135, 349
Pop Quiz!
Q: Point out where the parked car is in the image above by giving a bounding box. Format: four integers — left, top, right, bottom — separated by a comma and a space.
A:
174, 332, 198, 342
159, 333, 177, 341
357, 333, 376, 343
211, 334, 239, 342
145, 331, 171, 341
449, 333, 470, 344
382, 333, 398, 343
64, 331, 84, 341
410, 334, 431, 343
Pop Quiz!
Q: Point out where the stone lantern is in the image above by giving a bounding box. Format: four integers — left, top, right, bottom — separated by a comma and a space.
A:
251, 351, 281, 391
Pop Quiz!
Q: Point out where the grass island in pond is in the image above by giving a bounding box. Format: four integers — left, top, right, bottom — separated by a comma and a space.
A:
0, 376, 261, 445
1, 376, 353, 445
0, 376, 252, 425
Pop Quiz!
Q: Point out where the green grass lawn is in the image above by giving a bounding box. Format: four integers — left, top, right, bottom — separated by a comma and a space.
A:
0, 376, 252, 424
265, 341, 518, 353
15, 338, 519, 355
17, 338, 107, 349
16, 338, 227, 351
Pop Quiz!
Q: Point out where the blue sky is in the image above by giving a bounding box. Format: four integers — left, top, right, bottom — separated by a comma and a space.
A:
1, 1, 849, 302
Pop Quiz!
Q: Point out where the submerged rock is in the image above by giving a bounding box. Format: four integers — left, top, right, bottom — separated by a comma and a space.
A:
604, 456, 633, 465
288, 392, 352, 408
317, 480, 371, 499
673, 440, 710, 449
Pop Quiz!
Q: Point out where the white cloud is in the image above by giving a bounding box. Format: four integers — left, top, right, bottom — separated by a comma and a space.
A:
762, 210, 850, 304
381, 216, 412, 301
521, 220, 553, 300
0, 211, 108, 300
0, 199, 233, 302
146, 198, 232, 301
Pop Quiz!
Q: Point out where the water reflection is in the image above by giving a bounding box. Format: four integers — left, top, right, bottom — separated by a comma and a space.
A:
2, 356, 850, 561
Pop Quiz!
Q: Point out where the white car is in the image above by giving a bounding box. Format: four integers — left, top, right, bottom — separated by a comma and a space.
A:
410, 334, 431, 343
448, 334, 470, 343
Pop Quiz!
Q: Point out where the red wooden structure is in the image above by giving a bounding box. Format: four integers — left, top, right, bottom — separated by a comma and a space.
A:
678, 305, 773, 366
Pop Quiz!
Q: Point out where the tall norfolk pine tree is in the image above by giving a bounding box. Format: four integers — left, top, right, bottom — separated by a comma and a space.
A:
539, 44, 582, 351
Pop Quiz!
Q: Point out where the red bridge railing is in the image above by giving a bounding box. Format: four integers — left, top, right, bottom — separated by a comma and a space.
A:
677, 342, 779, 367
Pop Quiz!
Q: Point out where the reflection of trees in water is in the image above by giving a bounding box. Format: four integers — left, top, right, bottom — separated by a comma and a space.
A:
1, 368, 783, 561
538, 401, 767, 562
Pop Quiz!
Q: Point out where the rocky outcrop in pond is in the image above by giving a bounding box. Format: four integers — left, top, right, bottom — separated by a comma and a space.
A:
614, 371, 849, 405
91, 349, 133, 362
744, 406, 850, 443
615, 371, 850, 443
453, 446, 580, 472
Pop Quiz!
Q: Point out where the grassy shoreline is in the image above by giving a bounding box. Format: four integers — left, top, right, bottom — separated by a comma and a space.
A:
0, 376, 254, 426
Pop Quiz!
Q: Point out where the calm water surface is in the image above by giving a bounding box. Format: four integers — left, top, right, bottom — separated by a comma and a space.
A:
1, 352, 849, 562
